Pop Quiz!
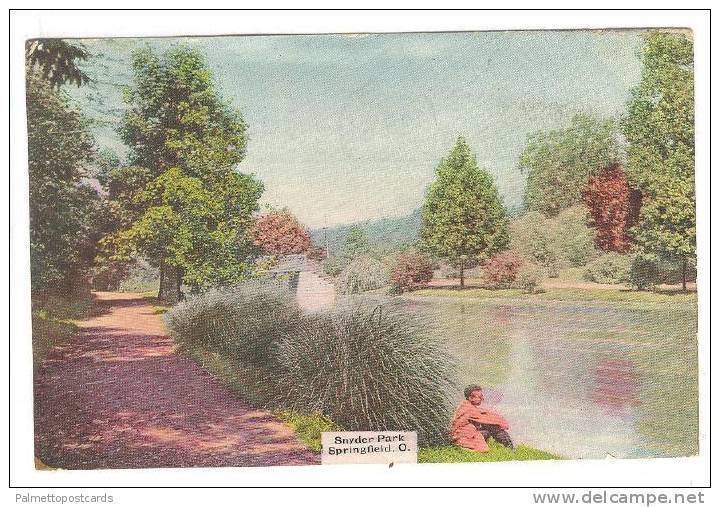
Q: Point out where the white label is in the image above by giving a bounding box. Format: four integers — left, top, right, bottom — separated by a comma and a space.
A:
321, 431, 418, 465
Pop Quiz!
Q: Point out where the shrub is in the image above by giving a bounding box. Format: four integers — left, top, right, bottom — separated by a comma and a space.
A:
165, 279, 300, 367
483, 251, 524, 289
627, 255, 660, 290
322, 256, 349, 277
554, 206, 597, 266
514, 263, 545, 293
583, 253, 632, 284
274, 305, 455, 445
657, 258, 697, 285
509, 207, 595, 275
391, 250, 433, 293
252, 255, 279, 277
335, 256, 389, 294
252, 209, 312, 255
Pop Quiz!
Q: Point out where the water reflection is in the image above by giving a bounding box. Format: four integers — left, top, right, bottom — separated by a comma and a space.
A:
398, 297, 698, 459
592, 358, 640, 416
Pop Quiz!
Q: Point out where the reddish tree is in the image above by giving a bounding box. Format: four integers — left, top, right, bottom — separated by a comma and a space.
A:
482, 251, 524, 288
583, 163, 641, 253
251, 209, 312, 255
391, 250, 434, 292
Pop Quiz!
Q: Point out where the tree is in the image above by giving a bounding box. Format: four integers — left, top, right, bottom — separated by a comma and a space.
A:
119, 46, 247, 178
26, 39, 91, 89
482, 251, 524, 289
390, 250, 433, 293
622, 31, 695, 289
583, 163, 642, 253
520, 113, 622, 217
420, 137, 509, 287
508, 206, 595, 276
252, 209, 312, 255
118, 168, 262, 297
343, 226, 371, 258
109, 46, 263, 302
26, 63, 103, 294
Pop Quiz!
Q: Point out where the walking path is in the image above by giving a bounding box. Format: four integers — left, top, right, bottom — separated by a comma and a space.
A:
34, 292, 320, 469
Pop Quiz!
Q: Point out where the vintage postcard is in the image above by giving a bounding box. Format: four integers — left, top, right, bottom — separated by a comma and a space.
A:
25, 27, 698, 472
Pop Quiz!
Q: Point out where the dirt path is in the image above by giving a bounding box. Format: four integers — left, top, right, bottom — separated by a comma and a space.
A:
34, 292, 320, 469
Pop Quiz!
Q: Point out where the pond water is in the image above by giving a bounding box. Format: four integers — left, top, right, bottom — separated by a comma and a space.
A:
352, 295, 698, 459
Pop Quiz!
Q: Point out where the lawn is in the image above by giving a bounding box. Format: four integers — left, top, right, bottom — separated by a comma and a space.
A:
410, 286, 697, 306
273, 410, 342, 452
418, 442, 562, 463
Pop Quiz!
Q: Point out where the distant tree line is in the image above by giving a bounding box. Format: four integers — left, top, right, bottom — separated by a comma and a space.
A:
26, 30, 695, 302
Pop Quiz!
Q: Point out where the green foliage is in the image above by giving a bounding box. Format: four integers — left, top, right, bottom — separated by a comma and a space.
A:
31, 292, 92, 368
343, 225, 372, 258
418, 443, 561, 463
26, 39, 90, 89
119, 46, 247, 177
623, 31, 695, 275
121, 168, 262, 291
335, 256, 390, 294
583, 252, 632, 284
627, 254, 660, 291
32, 315, 78, 370
515, 262, 545, 294
554, 207, 597, 266
322, 256, 350, 277
117, 259, 160, 293
273, 411, 343, 453
421, 137, 509, 277
509, 212, 560, 276
521, 113, 622, 216
311, 209, 422, 255
274, 305, 455, 445
509, 206, 595, 276
26, 72, 106, 294
106, 166, 155, 228
106, 46, 264, 296
89, 148, 120, 188
657, 258, 696, 285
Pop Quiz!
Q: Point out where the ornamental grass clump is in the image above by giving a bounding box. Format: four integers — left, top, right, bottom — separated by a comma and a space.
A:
274, 304, 455, 446
165, 279, 300, 367
335, 256, 390, 294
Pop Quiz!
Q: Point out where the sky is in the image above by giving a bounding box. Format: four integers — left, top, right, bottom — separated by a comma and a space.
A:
73, 30, 645, 228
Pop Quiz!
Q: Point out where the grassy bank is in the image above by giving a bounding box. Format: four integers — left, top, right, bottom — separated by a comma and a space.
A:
419, 442, 561, 463
182, 345, 341, 452
142, 293, 172, 314
410, 286, 697, 305
32, 293, 93, 369
182, 343, 559, 463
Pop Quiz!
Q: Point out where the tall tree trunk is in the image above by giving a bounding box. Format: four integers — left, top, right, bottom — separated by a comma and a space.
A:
459, 259, 465, 288
158, 261, 165, 299
682, 258, 688, 291
159, 262, 181, 304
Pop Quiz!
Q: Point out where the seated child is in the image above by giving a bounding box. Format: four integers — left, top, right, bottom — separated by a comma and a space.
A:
451, 385, 514, 452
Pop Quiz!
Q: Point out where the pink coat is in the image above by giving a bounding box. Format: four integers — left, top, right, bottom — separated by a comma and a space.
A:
450, 400, 510, 452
